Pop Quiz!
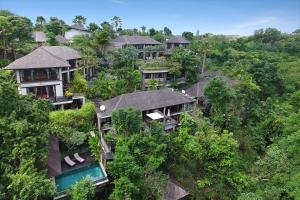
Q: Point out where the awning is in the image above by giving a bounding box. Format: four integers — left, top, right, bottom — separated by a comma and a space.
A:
146, 112, 164, 120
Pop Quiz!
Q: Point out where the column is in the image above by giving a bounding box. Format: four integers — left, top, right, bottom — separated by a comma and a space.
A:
67, 67, 70, 83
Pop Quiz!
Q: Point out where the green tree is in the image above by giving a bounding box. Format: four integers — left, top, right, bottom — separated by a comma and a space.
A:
0, 71, 54, 200
46, 32, 59, 45
72, 15, 87, 25
7, 162, 56, 200
90, 30, 111, 55
204, 77, 235, 113
88, 134, 101, 161
163, 26, 172, 36
108, 45, 139, 68
172, 46, 200, 84
45, 17, 67, 35
68, 70, 89, 94
109, 176, 140, 200
69, 178, 96, 200
149, 28, 156, 36
153, 31, 166, 43
141, 26, 146, 33
248, 61, 284, 99
35, 16, 46, 31
168, 112, 247, 199
111, 16, 122, 32
88, 22, 100, 32
147, 79, 158, 90
112, 108, 142, 136
182, 31, 194, 41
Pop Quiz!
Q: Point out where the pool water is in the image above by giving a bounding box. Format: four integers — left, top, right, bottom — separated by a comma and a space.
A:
55, 163, 105, 192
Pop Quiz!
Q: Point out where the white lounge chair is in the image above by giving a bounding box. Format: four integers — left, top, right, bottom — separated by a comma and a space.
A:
74, 153, 85, 163
64, 156, 76, 167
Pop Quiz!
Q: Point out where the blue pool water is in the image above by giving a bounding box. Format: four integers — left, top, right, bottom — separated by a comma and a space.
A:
55, 163, 105, 192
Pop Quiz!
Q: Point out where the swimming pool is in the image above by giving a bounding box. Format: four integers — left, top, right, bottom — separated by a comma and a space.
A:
55, 163, 106, 193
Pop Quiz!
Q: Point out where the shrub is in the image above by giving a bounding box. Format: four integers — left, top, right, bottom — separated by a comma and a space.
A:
50, 102, 96, 132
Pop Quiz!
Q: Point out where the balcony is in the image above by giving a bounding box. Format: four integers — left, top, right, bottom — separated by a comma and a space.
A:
20, 69, 59, 83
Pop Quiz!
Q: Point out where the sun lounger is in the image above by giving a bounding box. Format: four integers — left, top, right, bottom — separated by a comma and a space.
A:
74, 153, 85, 163
64, 156, 76, 167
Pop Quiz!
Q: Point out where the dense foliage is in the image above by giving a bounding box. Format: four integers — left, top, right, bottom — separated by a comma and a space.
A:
0, 9, 299, 200
0, 71, 55, 199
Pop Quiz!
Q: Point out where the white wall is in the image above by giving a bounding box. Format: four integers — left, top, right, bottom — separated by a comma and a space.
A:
65, 29, 90, 40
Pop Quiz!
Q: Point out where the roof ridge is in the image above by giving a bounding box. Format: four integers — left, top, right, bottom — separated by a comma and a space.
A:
113, 94, 123, 111
40, 47, 69, 63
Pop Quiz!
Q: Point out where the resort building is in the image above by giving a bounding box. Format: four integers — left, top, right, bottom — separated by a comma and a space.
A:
93, 88, 196, 165
65, 23, 90, 40
5, 46, 84, 109
166, 36, 190, 49
140, 68, 170, 90
185, 71, 232, 113
55, 35, 69, 45
32, 31, 69, 46
107, 35, 163, 59
32, 31, 47, 46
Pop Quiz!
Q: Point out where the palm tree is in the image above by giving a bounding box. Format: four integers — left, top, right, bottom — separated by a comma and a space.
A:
73, 15, 87, 25
141, 26, 146, 32
36, 16, 46, 26
195, 40, 212, 74
35, 16, 46, 31
111, 16, 122, 32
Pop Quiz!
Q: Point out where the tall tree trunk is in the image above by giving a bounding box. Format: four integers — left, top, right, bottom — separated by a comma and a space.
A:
3, 39, 7, 59
201, 51, 206, 74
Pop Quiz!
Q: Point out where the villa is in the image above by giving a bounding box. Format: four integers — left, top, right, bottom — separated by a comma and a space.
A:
185, 71, 233, 113
107, 35, 164, 59
140, 67, 171, 90
32, 31, 68, 46
93, 88, 196, 165
65, 23, 90, 40
166, 36, 190, 49
4, 46, 85, 109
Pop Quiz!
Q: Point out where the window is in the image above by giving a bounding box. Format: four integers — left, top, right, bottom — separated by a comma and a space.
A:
154, 73, 163, 78
144, 73, 151, 79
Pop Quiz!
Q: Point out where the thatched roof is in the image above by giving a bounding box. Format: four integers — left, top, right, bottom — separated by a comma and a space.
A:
42, 46, 81, 60
185, 71, 233, 98
94, 88, 195, 118
164, 179, 189, 200
111, 35, 162, 45
5, 46, 80, 70
69, 23, 88, 31
47, 135, 62, 177
166, 36, 190, 44
185, 78, 210, 98
32, 31, 47, 42
55, 35, 69, 44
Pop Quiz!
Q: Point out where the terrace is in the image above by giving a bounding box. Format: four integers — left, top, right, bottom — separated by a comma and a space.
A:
47, 134, 108, 199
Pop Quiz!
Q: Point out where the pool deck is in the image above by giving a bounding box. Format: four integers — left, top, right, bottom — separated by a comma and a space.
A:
61, 151, 95, 172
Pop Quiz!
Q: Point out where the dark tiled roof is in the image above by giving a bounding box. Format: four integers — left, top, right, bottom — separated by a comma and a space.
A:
185, 71, 233, 98
166, 36, 190, 44
5, 46, 80, 70
69, 23, 88, 31
41, 46, 81, 60
47, 135, 62, 177
111, 35, 162, 45
164, 179, 189, 200
32, 31, 47, 42
94, 88, 195, 117
185, 78, 210, 98
55, 35, 69, 44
